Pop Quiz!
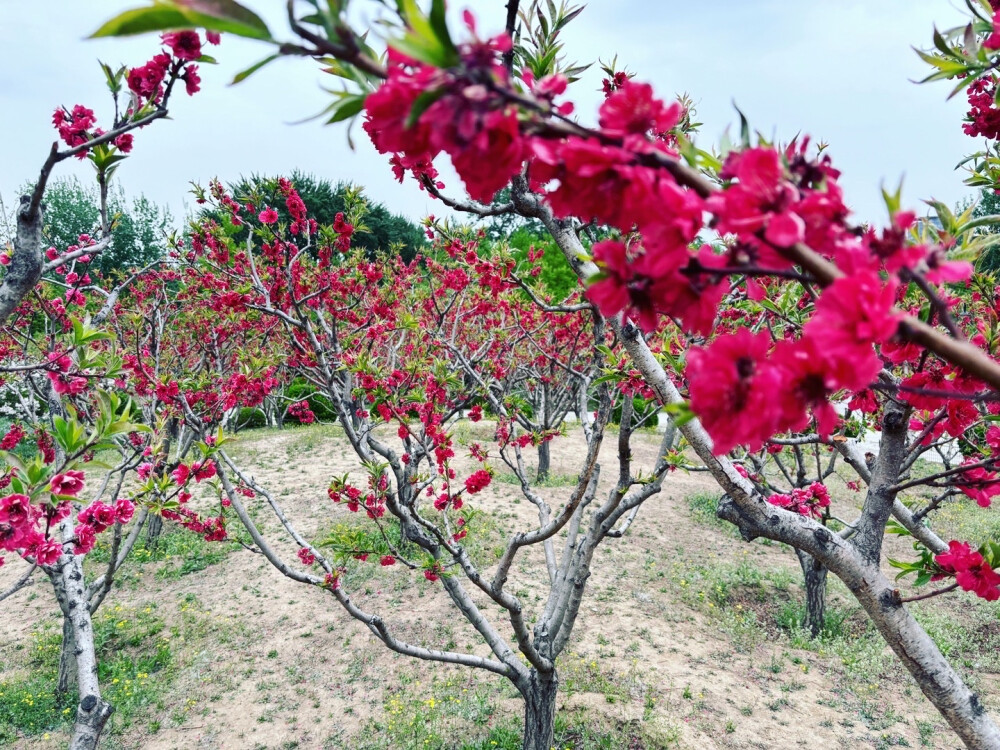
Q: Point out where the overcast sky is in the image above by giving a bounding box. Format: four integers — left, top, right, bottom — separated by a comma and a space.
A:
0, 1, 979, 230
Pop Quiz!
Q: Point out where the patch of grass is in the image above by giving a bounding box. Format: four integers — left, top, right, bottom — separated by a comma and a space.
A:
913, 599, 1000, 681
494, 471, 580, 488
916, 719, 937, 746
668, 556, 799, 651
0, 603, 174, 744
353, 659, 670, 750
450, 421, 498, 445
687, 491, 726, 527
286, 422, 346, 455
559, 652, 646, 705
356, 672, 516, 750
0, 673, 64, 741
929, 495, 1000, 547
675, 557, 794, 610
151, 530, 241, 581
86, 524, 241, 582
774, 600, 864, 643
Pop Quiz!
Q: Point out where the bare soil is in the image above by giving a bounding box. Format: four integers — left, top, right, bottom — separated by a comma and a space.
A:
1, 423, 996, 749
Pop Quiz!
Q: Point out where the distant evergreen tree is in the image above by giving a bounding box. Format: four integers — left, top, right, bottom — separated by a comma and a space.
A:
970, 188, 1000, 273
218, 172, 426, 263
26, 177, 172, 278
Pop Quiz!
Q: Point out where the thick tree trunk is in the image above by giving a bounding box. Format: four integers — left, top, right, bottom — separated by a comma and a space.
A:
529, 173, 1000, 749
536, 441, 551, 483
520, 670, 558, 750
56, 615, 77, 700
0, 196, 44, 325
51, 543, 114, 750
795, 548, 828, 637
144, 513, 163, 551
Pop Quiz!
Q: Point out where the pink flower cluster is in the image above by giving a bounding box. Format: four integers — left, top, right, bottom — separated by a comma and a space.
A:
935, 541, 1000, 601
686, 274, 899, 454
956, 461, 1000, 508
463, 469, 492, 494
161, 506, 227, 542
0, 493, 68, 566
0, 423, 25, 451
50, 470, 85, 496
170, 460, 217, 485
127, 30, 213, 103
359, 18, 974, 457
363, 18, 528, 202
964, 76, 1000, 140
75, 498, 135, 554
52, 105, 96, 148
765, 482, 831, 521
424, 562, 444, 582
288, 400, 316, 424
328, 478, 386, 519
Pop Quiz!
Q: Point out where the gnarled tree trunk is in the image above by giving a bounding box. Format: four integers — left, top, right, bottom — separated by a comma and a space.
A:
56, 615, 77, 701
795, 548, 828, 637
519, 669, 559, 750
536, 440, 551, 483
50, 538, 113, 750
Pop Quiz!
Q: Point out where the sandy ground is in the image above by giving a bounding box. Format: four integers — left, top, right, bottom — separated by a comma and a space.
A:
1, 422, 995, 749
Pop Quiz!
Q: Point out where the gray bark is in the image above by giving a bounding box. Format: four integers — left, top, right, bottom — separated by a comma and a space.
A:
519, 670, 559, 750
524, 189, 1000, 748
144, 514, 163, 551
0, 196, 44, 325
536, 440, 551, 483
56, 615, 77, 699
50, 532, 114, 750
795, 549, 828, 638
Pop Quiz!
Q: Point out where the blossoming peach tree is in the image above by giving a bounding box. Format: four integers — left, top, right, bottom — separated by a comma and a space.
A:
0, 0, 991, 746
118, 173, 680, 749
0, 29, 217, 750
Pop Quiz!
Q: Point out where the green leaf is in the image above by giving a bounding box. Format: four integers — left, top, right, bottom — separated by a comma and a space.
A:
734, 103, 751, 148
885, 519, 913, 537
83, 459, 115, 471
391, 0, 458, 68
327, 94, 367, 125
758, 299, 784, 316
0, 450, 26, 474
389, 35, 453, 68
90, 6, 194, 36
232, 53, 280, 84
91, 0, 273, 41
176, 0, 269, 32
427, 0, 458, 61
405, 87, 443, 128
881, 180, 904, 218
932, 26, 959, 58
963, 22, 979, 58
663, 401, 695, 427
398, 0, 435, 42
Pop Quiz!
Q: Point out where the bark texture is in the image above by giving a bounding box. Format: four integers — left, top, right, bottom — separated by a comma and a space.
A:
528, 196, 1000, 748
50, 542, 114, 750
519, 670, 559, 750
795, 549, 828, 638
0, 196, 44, 325
536, 440, 551, 483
